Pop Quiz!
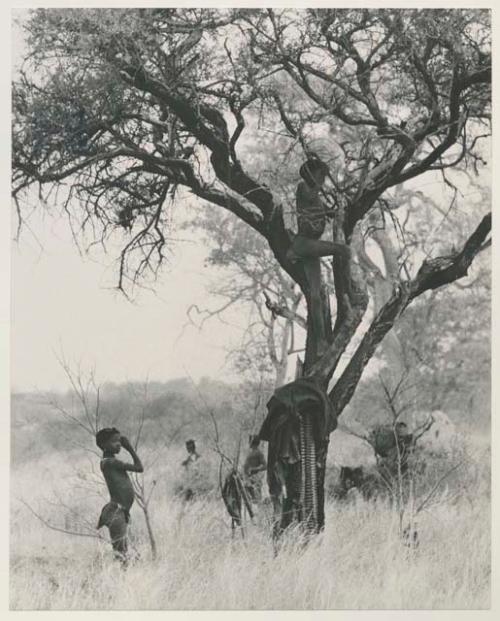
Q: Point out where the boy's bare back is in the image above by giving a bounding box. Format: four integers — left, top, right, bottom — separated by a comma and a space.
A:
296, 180, 328, 239
100, 457, 136, 511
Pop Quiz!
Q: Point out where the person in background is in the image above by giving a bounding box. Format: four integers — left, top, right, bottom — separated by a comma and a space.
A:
181, 439, 200, 467
180, 439, 201, 501
243, 435, 267, 505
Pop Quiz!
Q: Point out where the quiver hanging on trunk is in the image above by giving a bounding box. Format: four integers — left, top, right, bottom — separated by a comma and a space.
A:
221, 470, 254, 527
222, 470, 242, 525
258, 377, 336, 533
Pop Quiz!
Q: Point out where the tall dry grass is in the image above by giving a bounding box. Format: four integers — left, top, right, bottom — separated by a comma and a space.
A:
10, 448, 490, 610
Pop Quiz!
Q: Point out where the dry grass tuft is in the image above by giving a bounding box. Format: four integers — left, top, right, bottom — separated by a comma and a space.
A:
10, 450, 490, 610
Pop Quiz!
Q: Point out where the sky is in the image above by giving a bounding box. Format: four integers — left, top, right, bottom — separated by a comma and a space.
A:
11, 212, 251, 392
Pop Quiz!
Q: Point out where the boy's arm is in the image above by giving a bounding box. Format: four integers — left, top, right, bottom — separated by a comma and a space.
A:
247, 453, 267, 475
102, 457, 143, 473
260, 452, 267, 469
255, 452, 267, 472
296, 182, 327, 222
121, 436, 144, 472
296, 181, 320, 215
243, 456, 251, 476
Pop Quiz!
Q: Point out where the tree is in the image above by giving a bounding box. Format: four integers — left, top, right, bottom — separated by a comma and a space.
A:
13, 8, 491, 532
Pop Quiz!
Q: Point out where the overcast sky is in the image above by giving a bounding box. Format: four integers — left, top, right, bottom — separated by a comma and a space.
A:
11, 211, 253, 392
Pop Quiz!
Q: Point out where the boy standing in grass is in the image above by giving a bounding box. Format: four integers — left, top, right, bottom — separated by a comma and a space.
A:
95, 427, 143, 562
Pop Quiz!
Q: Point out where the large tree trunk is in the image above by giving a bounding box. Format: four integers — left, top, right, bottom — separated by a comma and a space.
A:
277, 259, 339, 535
292, 237, 368, 533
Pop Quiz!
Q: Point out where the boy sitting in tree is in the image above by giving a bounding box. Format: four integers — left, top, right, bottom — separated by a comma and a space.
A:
95, 427, 143, 562
287, 157, 351, 350
287, 157, 350, 263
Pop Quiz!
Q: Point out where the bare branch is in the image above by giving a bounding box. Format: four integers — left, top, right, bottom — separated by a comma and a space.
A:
330, 212, 491, 416
18, 499, 105, 541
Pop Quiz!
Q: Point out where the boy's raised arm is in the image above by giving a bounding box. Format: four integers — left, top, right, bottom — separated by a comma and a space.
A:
119, 436, 144, 472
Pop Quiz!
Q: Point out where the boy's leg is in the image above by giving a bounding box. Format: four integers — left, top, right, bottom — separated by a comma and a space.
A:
290, 235, 346, 259
244, 480, 255, 503
108, 509, 128, 561
291, 236, 353, 300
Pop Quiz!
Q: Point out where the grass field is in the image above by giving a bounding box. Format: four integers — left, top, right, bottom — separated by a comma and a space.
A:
10, 446, 490, 610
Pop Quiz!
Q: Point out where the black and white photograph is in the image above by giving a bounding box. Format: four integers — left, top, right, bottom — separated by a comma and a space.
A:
9, 3, 492, 610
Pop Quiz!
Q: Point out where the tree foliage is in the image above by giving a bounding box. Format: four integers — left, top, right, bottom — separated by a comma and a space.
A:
13, 8, 491, 419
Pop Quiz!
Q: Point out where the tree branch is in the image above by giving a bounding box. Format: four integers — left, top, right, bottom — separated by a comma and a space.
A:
329, 212, 491, 416
116, 59, 277, 225
262, 291, 307, 330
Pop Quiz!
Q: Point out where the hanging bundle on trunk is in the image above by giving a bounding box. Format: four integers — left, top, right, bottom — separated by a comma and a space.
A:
259, 377, 336, 535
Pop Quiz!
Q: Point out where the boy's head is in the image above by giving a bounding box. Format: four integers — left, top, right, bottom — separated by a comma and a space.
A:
395, 421, 408, 435
299, 157, 329, 187
96, 427, 121, 453
186, 439, 196, 453
340, 466, 363, 489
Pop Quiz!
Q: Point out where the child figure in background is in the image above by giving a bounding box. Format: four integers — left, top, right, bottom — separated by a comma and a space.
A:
181, 439, 200, 467
95, 427, 143, 562
243, 435, 267, 507
180, 439, 202, 501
